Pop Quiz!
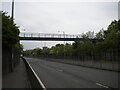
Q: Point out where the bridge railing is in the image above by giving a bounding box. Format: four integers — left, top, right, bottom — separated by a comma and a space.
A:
19, 32, 82, 38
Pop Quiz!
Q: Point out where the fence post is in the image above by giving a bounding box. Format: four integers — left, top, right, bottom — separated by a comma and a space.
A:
24, 33, 25, 37
38, 33, 40, 37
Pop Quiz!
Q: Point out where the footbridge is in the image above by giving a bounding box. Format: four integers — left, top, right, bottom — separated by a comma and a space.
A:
19, 32, 103, 42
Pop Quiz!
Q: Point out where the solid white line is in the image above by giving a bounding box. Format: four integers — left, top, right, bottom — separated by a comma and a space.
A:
96, 83, 109, 88
26, 60, 47, 90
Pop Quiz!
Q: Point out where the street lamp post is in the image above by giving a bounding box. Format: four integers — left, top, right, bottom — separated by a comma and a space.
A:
11, 0, 14, 23
58, 31, 66, 59
63, 31, 65, 60
23, 29, 26, 37
10, 0, 14, 72
58, 31, 60, 38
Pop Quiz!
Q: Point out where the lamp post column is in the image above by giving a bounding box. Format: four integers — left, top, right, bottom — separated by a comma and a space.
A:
11, 0, 14, 23
10, 0, 14, 72
63, 31, 65, 60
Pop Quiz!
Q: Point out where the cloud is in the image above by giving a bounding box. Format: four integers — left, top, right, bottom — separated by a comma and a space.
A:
14, 2, 117, 32
2, 2, 118, 49
118, 1, 120, 19
2, 0, 119, 2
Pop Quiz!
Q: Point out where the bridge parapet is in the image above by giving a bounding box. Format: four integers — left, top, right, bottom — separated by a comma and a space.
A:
19, 32, 103, 42
19, 32, 81, 38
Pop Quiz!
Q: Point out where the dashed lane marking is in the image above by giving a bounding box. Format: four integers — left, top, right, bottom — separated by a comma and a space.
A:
58, 69, 63, 72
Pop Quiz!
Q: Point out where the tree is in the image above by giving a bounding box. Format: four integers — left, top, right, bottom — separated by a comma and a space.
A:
40, 47, 50, 55
81, 31, 94, 39
2, 11, 20, 46
95, 20, 120, 52
104, 20, 120, 50
19, 44, 24, 52
86, 31, 94, 39
95, 28, 105, 39
64, 43, 73, 54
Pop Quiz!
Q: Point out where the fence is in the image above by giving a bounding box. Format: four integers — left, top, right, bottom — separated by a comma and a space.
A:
2, 46, 13, 75
27, 51, 120, 72
2, 46, 20, 75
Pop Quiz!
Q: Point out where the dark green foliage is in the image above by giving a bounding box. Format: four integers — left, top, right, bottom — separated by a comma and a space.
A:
95, 29, 104, 39
2, 11, 20, 46
96, 20, 120, 52
23, 48, 42, 55
49, 44, 65, 54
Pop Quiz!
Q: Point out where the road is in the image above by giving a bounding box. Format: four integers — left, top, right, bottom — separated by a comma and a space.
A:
25, 57, 119, 89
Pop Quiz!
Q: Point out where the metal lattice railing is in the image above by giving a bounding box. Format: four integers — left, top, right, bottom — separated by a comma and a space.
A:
19, 32, 82, 38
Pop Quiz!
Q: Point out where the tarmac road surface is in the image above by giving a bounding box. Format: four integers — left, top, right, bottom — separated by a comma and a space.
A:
25, 57, 119, 89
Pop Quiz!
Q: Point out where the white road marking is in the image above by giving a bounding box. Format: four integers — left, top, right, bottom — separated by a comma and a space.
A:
57, 69, 63, 72
25, 59, 47, 90
96, 83, 109, 88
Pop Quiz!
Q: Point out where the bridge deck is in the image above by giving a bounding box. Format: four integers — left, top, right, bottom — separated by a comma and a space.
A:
20, 37, 84, 41
19, 32, 103, 42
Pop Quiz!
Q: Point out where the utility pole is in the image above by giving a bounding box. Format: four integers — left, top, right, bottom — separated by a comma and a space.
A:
58, 31, 66, 59
11, 0, 14, 23
10, 0, 14, 72
63, 31, 65, 60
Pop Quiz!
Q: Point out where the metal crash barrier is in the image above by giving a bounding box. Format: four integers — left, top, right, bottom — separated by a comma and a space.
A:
21, 57, 46, 90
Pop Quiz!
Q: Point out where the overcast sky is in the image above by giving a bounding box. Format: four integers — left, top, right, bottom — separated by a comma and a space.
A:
2, 0, 119, 50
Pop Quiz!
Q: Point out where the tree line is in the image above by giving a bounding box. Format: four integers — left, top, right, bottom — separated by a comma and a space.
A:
23, 20, 120, 61
2, 11, 23, 52
2, 11, 23, 74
